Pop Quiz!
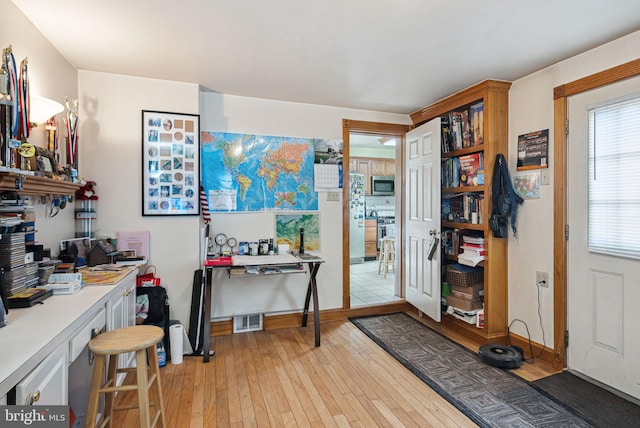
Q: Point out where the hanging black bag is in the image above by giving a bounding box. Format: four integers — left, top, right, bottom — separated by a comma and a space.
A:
490, 153, 523, 238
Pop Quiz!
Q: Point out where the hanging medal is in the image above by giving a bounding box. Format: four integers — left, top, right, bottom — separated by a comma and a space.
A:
64, 98, 78, 169
3, 47, 19, 167
46, 116, 59, 153
18, 57, 29, 140
3, 47, 18, 139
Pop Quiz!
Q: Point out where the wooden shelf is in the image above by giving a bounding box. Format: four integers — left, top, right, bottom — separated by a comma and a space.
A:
0, 172, 81, 196
442, 221, 484, 231
442, 185, 484, 194
441, 145, 484, 159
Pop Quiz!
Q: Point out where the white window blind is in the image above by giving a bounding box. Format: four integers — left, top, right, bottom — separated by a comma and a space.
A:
588, 95, 640, 259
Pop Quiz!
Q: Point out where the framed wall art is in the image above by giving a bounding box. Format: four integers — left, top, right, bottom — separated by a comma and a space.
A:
142, 110, 200, 216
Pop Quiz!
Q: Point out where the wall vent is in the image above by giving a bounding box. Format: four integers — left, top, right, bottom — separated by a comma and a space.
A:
233, 313, 263, 333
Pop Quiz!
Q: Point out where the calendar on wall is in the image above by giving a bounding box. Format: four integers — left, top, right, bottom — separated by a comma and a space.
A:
313, 139, 343, 191
314, 163, 341, 190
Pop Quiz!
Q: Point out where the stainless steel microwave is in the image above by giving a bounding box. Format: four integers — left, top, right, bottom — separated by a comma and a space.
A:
371, 176, 395, 195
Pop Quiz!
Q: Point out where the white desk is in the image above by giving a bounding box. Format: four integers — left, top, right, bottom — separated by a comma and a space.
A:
0, 268, 137, 400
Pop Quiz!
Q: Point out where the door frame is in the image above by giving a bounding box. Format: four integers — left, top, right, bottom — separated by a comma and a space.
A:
552, 58, 640, 370
342, 119, 412, 309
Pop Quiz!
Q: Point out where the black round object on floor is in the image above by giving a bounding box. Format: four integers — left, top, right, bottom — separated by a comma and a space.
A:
479, 344, 522, 369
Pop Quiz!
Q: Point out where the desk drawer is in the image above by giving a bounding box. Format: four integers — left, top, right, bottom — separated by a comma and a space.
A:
69, 308, 106, 363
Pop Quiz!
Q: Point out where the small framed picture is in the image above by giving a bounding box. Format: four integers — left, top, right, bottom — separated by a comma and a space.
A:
142, 110, 200, 216
120, 249, 137, 258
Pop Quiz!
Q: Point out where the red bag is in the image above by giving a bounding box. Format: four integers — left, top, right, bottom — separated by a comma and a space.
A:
137, 265, 160, 287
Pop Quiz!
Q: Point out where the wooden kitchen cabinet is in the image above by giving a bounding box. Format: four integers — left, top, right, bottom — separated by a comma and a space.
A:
350, 157, 396, 195
370, 159, 387, 176
386, 159, 395, 176
364, 219, 378, 260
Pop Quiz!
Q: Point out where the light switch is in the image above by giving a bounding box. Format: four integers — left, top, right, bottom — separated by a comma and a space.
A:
540, 170, 550, 185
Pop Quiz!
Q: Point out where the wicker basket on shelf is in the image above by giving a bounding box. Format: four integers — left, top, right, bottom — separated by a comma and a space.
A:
446, 265, 483, 288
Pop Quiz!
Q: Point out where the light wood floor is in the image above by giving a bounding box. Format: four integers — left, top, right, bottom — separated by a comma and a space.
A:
113, 316, 556, 427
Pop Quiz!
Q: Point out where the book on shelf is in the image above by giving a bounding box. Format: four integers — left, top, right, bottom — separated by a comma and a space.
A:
462, 234, 485, 245
441, 116, 453, 153
459, 153, 484, 186
460, 109, 471, 148
470, 100, 484, 146
441, 157, 460, 188
460, 246, 486, 256
458, 233, 485, 266
442, 193, 482, 224
450, 111, 464, 150
458, 252, 484, 267
441, 228, 459, 257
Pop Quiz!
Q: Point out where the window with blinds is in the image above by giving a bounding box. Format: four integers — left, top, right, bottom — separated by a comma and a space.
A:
588, 95, 640, 259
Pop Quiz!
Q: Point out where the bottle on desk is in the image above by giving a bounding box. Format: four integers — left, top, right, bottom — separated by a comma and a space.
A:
299, 228, 305, 254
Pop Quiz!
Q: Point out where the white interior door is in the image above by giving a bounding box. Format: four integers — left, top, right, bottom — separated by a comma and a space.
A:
567, 75, 640, 400
404, 118, 441, 321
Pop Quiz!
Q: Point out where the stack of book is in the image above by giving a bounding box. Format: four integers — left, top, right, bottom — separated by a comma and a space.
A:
440, 100, 484, 153
458, 235, 485, 267
0, 232, 27, 296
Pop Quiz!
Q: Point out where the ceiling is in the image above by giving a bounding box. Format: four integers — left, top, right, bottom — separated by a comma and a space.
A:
11, 0, 640, 117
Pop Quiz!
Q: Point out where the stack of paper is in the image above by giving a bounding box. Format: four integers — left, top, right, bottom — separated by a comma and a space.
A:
458, 235, 485, 267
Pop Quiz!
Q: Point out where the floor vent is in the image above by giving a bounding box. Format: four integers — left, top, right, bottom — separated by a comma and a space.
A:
233, 313, 263, 333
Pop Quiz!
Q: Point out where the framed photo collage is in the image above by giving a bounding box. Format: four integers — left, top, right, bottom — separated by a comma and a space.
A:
142, 110, 200, 216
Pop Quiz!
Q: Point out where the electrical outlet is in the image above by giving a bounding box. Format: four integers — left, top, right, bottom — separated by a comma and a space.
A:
536, 271, 549, 287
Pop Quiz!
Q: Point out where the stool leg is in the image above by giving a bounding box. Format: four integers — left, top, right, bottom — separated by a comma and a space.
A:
147, 344, 167, 427
383, 243, 389, 278
103, 353, 118, 428
85, 354, 106, 428
135, 349, 151, 427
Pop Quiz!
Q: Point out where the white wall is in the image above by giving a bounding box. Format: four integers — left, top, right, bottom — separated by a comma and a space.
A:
12, 0, 640, 343
508, 30, 640, 347
200, 92, 410, 319
1, 0, 78, 255
78, 71, 200, 326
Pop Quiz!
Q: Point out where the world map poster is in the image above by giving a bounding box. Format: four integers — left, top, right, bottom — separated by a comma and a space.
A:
200, 131, 318, 212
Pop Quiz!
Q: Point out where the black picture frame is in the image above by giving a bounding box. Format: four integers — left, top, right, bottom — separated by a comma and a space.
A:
141, 110, 200, 216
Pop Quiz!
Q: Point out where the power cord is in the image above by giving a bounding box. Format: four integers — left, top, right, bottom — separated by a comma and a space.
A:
507, 278, 546, 363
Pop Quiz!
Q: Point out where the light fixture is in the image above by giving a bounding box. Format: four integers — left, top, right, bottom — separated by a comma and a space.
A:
29, 95, 64, 126
378, 137, 396, 147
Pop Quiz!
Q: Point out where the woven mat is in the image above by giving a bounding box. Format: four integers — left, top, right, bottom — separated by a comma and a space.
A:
350, 313, 591, 428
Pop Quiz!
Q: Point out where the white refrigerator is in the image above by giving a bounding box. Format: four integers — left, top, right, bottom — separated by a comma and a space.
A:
349, 173, 365, 264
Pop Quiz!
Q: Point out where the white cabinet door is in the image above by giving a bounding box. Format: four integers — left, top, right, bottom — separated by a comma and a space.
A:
123, 280, 136, 329
15, 343, 68, 405
107, 277, 137, 378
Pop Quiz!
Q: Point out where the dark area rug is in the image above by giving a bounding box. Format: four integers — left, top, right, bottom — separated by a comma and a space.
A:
350, 312, 591, 428
531, 371, 640, 427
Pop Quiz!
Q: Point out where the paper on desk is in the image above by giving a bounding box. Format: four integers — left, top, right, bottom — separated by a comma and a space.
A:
232, 254, 302, 265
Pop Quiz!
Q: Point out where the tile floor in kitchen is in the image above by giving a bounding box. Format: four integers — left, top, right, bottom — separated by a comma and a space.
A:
350, 259, 403, 307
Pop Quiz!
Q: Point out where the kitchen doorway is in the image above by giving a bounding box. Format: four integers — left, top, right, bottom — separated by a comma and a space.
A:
342, 119, 410, 309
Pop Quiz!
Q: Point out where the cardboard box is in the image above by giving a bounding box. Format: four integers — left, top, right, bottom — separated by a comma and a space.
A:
445, 294, 483, 311
44, 273, 84, 295
451, 283, 484, 300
